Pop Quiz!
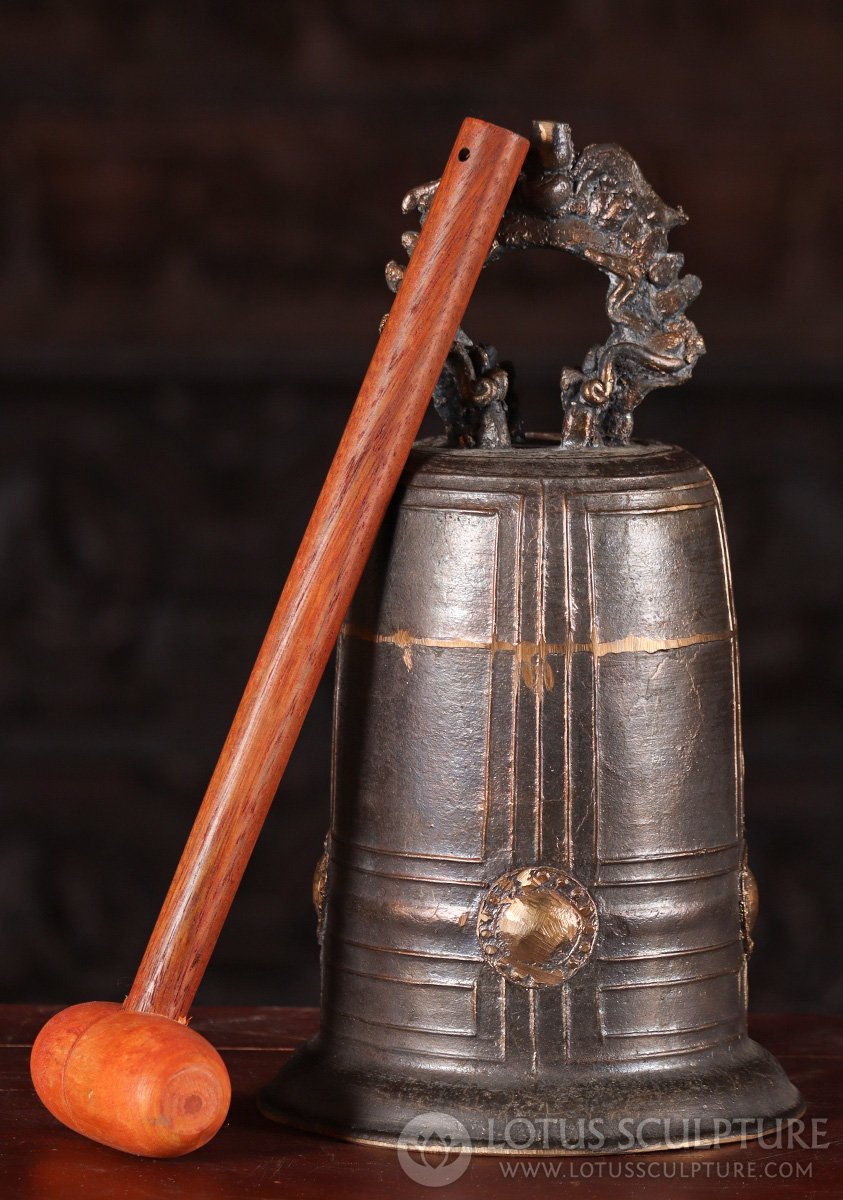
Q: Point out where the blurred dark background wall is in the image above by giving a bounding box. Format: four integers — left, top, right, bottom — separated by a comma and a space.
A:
0, 1, 840, 1011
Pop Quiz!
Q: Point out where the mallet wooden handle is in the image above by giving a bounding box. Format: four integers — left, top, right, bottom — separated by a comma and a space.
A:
128, 118, 528, 1021
31, 118, 527, 1158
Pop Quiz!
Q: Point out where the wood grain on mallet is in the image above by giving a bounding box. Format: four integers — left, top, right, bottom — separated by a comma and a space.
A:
126, 118, 529, 1022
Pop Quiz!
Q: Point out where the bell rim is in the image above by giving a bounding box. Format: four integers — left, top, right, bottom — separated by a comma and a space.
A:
259, 1033, 806, 1155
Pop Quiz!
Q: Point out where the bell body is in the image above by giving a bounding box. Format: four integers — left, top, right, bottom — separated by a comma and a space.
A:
263, 436, 801, 1152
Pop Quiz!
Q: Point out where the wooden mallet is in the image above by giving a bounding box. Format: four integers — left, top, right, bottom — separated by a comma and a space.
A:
30, 118, 528, 1158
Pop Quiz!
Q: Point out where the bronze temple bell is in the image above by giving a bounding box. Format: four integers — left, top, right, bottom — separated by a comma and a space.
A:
262, 121, 803, 1152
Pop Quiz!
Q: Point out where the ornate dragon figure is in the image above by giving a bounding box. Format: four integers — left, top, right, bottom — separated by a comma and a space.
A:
387, 120, 705, 448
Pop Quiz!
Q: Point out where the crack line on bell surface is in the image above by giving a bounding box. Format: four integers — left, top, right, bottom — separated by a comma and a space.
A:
340, 623, 734, 682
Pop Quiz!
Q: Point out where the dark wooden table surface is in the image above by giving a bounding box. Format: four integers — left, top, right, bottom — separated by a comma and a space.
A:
1, 1007, 840, 1198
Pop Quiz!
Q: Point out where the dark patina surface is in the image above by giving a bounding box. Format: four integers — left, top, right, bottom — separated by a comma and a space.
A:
263, 438, 802, 1151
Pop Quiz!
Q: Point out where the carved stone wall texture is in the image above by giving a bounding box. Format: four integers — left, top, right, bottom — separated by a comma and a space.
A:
0, 2, 840, 1009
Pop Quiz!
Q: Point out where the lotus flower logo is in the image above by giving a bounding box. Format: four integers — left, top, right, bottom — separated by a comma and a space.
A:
397, 1112, 472, 1186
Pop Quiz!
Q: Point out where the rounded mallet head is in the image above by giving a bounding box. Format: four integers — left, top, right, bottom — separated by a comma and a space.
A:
30, 1002, 231, 1157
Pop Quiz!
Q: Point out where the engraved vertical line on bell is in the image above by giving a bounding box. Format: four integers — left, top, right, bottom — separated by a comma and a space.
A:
507, 496, 526, 873
535, 481, 547, 863
562, 492, 573, 873
585, 511, 600, 876
479, 509, 501, 863
711, 488, 745, 848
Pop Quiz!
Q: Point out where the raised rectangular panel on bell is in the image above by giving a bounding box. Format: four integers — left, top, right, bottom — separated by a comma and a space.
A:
588, 505, 732, 643
376, 505, 500, 642
333, 641, 493, 860
596, 871, 742, 960
334, 970, 478, 1037
333, 868, 482, 962
595, 641, 739, 863
597, 970, 742, 1041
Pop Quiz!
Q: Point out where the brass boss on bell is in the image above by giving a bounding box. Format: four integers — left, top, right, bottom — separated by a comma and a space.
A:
261, 121, 801, 1152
